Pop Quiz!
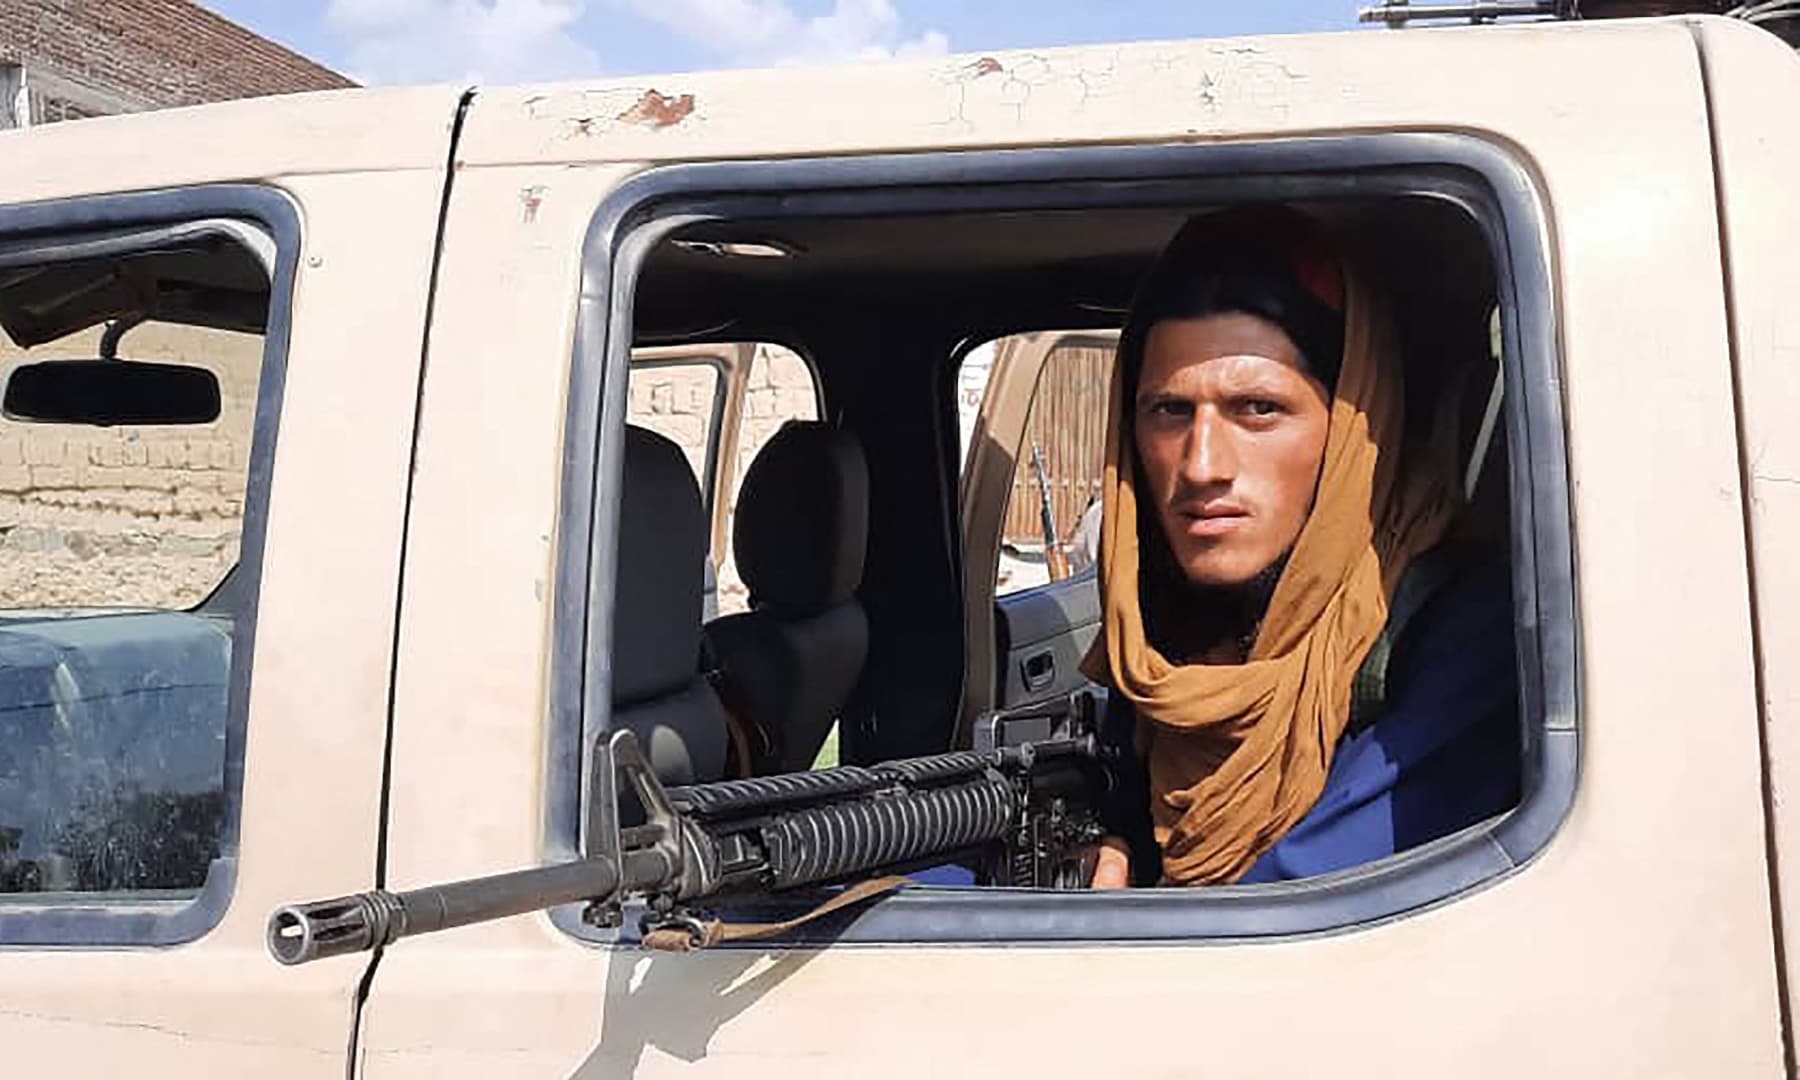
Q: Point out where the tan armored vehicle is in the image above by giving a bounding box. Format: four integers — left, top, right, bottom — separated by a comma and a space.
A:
3, 9, 1800, 1077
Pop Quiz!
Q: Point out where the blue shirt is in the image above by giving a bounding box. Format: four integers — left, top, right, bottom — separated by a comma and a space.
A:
918, 552, 1520, 888
1238, 554, 1520, 882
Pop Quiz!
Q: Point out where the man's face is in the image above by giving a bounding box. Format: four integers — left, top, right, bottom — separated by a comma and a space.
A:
1134, 313, 1332, 587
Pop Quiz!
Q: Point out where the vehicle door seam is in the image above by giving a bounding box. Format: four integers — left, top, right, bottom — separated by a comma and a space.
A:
345, 85, 478, 1080
1686, 19, 1797, 1078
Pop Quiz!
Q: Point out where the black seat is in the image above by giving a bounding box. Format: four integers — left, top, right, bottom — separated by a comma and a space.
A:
611, 425, 729, 786
706, 421, 869, 775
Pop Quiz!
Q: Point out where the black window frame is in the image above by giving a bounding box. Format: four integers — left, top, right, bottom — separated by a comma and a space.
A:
546, 134, 1576, 945
0, 184, 298, 947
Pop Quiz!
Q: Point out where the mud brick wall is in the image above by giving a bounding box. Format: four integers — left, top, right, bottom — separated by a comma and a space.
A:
0, 323, 261, 610
627, 344, 817, 616
0, 330, 812, 616
627, 362, 718, 485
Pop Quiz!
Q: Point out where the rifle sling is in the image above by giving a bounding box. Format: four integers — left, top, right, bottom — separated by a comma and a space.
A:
642, 875, 909, 952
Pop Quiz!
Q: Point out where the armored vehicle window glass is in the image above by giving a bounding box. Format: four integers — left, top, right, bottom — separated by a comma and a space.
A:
0, 194, 293, 944
552, 138, 1572, 944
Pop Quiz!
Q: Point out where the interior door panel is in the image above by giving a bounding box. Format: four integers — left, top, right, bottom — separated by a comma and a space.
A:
994, 568, 1100, 707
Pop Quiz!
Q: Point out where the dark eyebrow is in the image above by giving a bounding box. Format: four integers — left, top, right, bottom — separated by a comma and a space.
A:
1135, 388, 1188, 409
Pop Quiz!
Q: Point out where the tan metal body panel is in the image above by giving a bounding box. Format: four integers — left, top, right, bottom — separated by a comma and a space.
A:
1697, 16, 1800, 1021
373, 161, 633, 912
0, 86, 460, 200
0, 94, 458, 1072
360, 19, 1786, 1078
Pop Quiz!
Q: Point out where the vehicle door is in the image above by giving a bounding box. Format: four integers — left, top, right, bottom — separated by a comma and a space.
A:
358, 20, 1786, 1077
960, 329, 1115, 722
0, 89, 464, 1075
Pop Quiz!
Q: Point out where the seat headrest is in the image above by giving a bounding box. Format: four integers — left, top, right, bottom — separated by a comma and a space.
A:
612, 425, 708, 706
733, 421, 868, 617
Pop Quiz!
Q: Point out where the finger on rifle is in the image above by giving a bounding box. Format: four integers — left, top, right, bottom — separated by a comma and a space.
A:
1091, 835, 1131, 889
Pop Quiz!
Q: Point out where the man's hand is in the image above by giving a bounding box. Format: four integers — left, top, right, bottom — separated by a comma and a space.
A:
1091, 835, 1131, 889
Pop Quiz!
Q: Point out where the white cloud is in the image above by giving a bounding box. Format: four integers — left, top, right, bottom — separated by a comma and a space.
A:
613, 0, 949, 68
326, 0, 602, 85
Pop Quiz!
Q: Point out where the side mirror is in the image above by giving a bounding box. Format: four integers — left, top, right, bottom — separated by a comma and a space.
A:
2, 359, 222, 426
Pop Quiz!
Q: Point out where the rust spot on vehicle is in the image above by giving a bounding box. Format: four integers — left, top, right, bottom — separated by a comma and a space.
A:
969, 56, 1003, 77
615, 89, 695, 129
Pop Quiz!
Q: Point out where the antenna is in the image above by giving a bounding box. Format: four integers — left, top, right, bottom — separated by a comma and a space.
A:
1358, 0, 1567, 27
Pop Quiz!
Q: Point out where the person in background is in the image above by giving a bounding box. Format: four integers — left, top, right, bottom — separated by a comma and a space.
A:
1085, 207, 1519, 888
1066, 495, 1104, 576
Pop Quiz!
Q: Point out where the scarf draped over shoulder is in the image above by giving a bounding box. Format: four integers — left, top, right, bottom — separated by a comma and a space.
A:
1080, 254, 1457, 886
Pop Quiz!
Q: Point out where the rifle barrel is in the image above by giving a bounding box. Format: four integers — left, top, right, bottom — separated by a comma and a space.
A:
267, 848, 673, 965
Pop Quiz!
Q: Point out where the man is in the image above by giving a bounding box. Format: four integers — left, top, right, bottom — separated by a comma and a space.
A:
1086, 208, 1519, 888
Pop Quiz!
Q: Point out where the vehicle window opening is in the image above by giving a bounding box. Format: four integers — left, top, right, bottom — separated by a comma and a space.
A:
611, 191, 1522, 879
551, 141, 1570, 944
0, 220, 272, 908
965, 333, 1116, 596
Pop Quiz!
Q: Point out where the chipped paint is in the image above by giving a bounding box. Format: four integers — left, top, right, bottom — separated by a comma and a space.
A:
616, 89, 696, 129
520, 86, 705, 152
519, 184, 547, 223
490, 37, 1330, 161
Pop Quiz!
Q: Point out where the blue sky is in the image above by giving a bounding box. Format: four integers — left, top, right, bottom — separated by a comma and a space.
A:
198, 1, 1367, 86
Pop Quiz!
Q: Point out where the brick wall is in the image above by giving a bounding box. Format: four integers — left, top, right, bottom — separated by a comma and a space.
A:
627, 362, 719, 485
0, 0, 352, 116
0, 322, 260, 610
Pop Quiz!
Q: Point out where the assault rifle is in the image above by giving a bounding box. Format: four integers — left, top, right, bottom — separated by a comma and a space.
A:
267, 690, 1113, 964
1030, 441, 1070, 582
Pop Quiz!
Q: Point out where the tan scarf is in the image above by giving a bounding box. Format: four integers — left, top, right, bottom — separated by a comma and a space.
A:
1081, 260, 1457, 885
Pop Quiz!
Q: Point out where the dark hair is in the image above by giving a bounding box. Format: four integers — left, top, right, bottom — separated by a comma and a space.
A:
1119, 209, 1346, 402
